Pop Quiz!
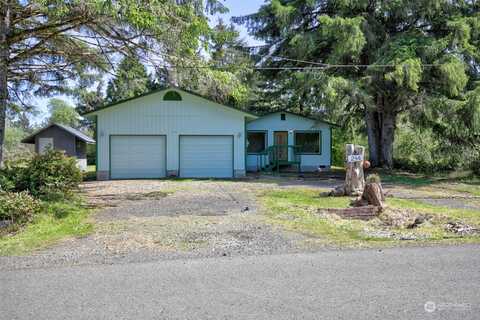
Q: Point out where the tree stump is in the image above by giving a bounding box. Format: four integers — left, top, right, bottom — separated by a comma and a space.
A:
362, 182, 385, 208
344, 144, 365, 196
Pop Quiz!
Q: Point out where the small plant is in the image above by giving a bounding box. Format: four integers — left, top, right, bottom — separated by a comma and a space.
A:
366, 173, 381, 184
0, 191, 41, 226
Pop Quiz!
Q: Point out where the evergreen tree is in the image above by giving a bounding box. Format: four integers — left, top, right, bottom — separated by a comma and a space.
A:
235, 0, 480, 168
106, 56, 155, 103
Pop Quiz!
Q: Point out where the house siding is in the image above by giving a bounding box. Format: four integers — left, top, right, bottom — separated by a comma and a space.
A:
95, 89, 247, 179
246, 112, 331, 172
35, 126, 77, 157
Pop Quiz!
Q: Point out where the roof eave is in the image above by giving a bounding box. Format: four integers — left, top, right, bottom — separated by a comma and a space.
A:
81, 86, 260, 119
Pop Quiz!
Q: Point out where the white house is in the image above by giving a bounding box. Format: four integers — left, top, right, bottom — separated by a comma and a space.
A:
84, 87, 335, 180
246, 111, 333, 172
84, 88, 257, 180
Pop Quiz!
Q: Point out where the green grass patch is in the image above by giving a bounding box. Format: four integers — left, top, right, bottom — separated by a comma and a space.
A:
0, 200, 93, 256
259, 189, 377, 246
83, 165, 97, 181
380, 172, 434, 186
259, 188, 480, 247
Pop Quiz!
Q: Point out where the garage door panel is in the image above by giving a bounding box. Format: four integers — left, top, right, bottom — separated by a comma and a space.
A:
111, 136, 166, 179
180, 136, 233, 178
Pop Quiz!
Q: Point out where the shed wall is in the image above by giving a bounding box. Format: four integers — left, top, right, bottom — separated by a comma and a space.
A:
35, 126, 76, 157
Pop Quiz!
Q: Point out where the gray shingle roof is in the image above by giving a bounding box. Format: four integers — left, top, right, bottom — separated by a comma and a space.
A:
22, 123, 95, 144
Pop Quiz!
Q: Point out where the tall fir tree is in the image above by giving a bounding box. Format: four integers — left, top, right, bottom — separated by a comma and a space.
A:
106, 55, 154, 103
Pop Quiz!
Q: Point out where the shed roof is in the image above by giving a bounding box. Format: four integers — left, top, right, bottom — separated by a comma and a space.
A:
22, 123, 96, 144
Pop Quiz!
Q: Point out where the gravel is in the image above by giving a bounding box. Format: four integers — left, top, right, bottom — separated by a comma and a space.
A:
2, 177, 478, 271
0, 180, 314, 271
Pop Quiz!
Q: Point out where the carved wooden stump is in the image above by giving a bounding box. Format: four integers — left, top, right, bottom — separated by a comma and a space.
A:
344, 144, 365, 196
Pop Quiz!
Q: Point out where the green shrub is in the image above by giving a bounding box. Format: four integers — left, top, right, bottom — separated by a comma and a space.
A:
22, 150, 82, 198
0, 191, 41, 225
0, 159, 29, 192
0, 174, 15, 192
0, 150, 82, 199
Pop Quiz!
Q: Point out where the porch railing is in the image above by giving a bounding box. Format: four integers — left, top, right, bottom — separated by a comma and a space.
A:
256, 145, 301, 174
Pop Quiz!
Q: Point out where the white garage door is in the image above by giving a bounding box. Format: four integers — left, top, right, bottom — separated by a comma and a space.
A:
179, 136, 234, 178
110, 135, 166, 179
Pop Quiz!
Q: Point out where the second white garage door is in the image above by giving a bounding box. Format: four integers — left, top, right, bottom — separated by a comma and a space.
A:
110, 135, 166, 179
179, 136, 234, 178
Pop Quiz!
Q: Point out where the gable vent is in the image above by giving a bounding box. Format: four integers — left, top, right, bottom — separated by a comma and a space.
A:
163, 91, 182, 101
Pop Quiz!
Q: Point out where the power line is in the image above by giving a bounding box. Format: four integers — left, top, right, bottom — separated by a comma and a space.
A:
160, 63, 442, 71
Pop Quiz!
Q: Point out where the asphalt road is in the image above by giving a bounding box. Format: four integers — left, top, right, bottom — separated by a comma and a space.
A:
2, 245, 479, 320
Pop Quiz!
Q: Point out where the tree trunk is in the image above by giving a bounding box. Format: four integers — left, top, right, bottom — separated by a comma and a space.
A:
365, 109, 380, 167
0, 1, 9, 167
380, 111, 396, 169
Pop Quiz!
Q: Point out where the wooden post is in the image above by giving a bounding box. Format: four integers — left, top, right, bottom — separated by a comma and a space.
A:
344, 144, 365, 196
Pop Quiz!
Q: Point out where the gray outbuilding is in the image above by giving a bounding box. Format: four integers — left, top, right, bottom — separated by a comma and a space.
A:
22, 123, 95, 171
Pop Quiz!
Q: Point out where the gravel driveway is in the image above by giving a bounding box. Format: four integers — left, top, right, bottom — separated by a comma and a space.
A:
2, 176, 478, 271
1, 178, 333, 270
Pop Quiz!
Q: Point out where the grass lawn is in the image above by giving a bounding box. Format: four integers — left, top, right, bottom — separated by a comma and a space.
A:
380, 170, 480, 196
259, 188, 480, 247
0, 199, 93, 256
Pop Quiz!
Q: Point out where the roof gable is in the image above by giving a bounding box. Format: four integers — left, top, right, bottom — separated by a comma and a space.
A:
82, 86, 258, 119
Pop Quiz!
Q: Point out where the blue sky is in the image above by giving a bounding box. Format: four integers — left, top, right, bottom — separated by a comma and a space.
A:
32, 1, 266, 124
214, 0, 265, 46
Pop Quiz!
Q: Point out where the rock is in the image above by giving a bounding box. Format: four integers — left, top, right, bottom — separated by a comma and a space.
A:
407, 215, 426, 229
328, 185, 346, 197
